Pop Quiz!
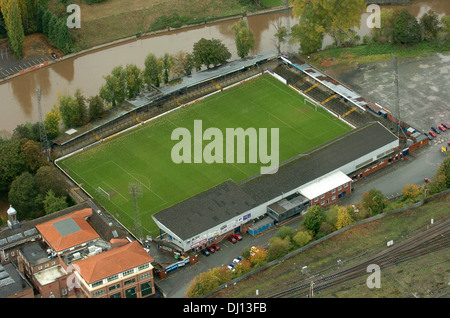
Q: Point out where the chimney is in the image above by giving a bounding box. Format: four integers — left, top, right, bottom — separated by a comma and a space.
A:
7, 205, 20, 231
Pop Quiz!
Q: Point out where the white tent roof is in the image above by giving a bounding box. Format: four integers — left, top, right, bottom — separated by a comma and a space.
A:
298, 170, 351, 200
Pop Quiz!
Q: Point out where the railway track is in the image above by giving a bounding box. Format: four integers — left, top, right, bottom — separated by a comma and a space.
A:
266, 219, 450, 298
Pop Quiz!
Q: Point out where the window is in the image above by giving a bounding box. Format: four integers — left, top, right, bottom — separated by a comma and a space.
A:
141, 282, 153, 297
107, 274, 119, 282
332, 196, 336, 200
331, 189, 336, 194
321, 194, 325, 199
109, 284, 120, 292
110, 292, 121, 298
344, 183, 348, 188
338, 186, 342, 191
314, 197, 318, 202
139, 273, 151, 280
92, 280, 103, 288
321, 201, 325, 206
125, 287, 137, 298
138, 264, 149, 271
124, 278, 136, 286
93, 289, 105, 297
122, 269, 134, 277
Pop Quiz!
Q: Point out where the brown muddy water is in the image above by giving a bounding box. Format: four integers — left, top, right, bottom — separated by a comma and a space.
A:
0, 0, 448, 135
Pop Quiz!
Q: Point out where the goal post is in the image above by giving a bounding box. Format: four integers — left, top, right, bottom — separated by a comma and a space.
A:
97, 186, 111, 200
304, 98, 317, 111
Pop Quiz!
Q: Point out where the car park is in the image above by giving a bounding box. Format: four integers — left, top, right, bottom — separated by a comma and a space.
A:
232, 233, 243, 241
438, 124, 446, 132
431, 126, 440, 134
429, 131, 437, 138
201, 249, 210, 256
211, 244, 220, 251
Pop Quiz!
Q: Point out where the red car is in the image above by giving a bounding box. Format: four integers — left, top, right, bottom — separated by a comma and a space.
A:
232, 233, 243, 241
211, 244, 220, 251
438, 124, 446, 132
424, 178, 431, 183
206, 246, 215, 254
227, 235, 237, 243
429, 130, 437, 138
441, 123, 450, 129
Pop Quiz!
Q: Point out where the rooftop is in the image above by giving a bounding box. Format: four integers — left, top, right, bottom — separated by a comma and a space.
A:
73, 241, 154, 284
298, 170, 352, 200
36, 208, 100, 253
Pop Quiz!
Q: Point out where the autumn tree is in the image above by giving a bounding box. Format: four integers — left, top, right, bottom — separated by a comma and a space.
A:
124, 64, 143, 98
362, 188, 386, 215
273, 19, 288, 53
335, 207, 354, 230
20, 139, 46, 173
143, 53, 163, 87
1, 0, 25, 58
268, 236, 290, 261
232, 19, 255, 59
420, 10, 441, 41
44, 105, 61, 139
173, 51, 195, 76
87, 95, 105, 121
100, 66, 127, 107
401, 184, 421, 199
293, 230, 312, 248
291, 0, 365, 53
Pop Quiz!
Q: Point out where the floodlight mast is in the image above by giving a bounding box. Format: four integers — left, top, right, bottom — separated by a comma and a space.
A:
36, 87, 51, 162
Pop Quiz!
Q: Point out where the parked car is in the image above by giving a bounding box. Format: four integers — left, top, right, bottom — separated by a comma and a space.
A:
51, 52, 58, 59
201, 249, 210, 256
233, 256, 243, 264
227, 235, 237, 243
227, 263, 236, 271
431, 126, 440, 134
232, 233, 243, 241
438, 124, 446, 132
424, 132, 433, 140
206, 246, 215, 254
211, 244, 220, 251
429, 131, 437, 138
441, 123, 450, 129
424, 177, 431, 183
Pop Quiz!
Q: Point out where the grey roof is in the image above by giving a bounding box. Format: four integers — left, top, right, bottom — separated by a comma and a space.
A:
53, 218, 81, 237
240, 121, 398, 205
153, 180, 257, 240
154, 122, 398, 240
0, 263, 32, 298
19, 241, 49, 267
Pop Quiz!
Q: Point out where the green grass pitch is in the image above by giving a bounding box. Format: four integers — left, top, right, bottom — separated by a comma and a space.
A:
58, 74, 351, 236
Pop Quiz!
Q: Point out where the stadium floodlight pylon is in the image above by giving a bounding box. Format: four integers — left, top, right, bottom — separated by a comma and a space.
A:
129, 182, 144, 241
36, 87, 51, 162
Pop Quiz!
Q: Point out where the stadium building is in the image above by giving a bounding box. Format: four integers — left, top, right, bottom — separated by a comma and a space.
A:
153, 121, 399, 252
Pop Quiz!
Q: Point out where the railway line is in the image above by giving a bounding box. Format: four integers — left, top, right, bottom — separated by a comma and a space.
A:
265, 218, 450, 298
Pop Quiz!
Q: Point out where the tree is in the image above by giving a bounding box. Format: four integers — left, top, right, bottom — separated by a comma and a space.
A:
73, 89, 88, 127
420, 10, 441, 41
161, 53, 175, 84
20, 139, 46, 173
273, 19, 288, 53
393, 9, 421, 44
302, 205, 326, 236
293, 230, 313, 247
371, 8, 397, 43
275, 226, 295, 240
248, 248, 268, 267
401, 184, 421, 199
143, 53, 163, 87
361, 188, 386, 215
124, 64, 143, 98
100, 65, 127, 107
44, 105, 61, 139
1, 0, 25, 58
291, 0, 365, 51
335, 207, 354, 230
440, 15, 450, 41
8, 172, 40, 220
88, 95, 105, 121
0, 139, 27, 191
192, 38, 231, 70
43, 189, 68, 215
55, 17, 72, 53
268, 236, 290, 261
58, 95, 77, 128
232, 19, 255, 59
47, 13, 57, 44
35, 165, 68, 197
42, 9, 51, 36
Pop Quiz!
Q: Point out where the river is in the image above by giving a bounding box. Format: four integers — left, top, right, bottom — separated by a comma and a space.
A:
0, 0, 448, 136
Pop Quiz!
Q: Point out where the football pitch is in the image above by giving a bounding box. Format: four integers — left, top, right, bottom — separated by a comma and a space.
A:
58, 74, 351, 236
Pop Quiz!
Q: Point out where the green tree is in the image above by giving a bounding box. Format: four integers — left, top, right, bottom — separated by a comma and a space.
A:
393, 9, 421, 44
0, 139, 27, 191
161, 53, 175, 84
20, 139, 46, 173
47, 13, 57, 44
302, 205, 326, 236
35, 165, 68, 197
55, 18, 71, 53
88, 95, 105, 121
293, 230, 313, 247
1, 0, 25, 58
43, 189, 68, 215
173, 51, 194, 76
41, 9, 51, 36
124, 64, 143, 98
232, 19, 255, 59
273, 19, 288, 53
58, 95, 77, 128
99, 65, 127, 107
268, 236, 290, 261
73, 89, 88, 127
143, 53, 163, 87
361, 188, 386, 215
420, 10, 441, 41
8, 172, 40, 220
193, 38, 231, 70
440, 15, 450, 41
275, 226, 295, 240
